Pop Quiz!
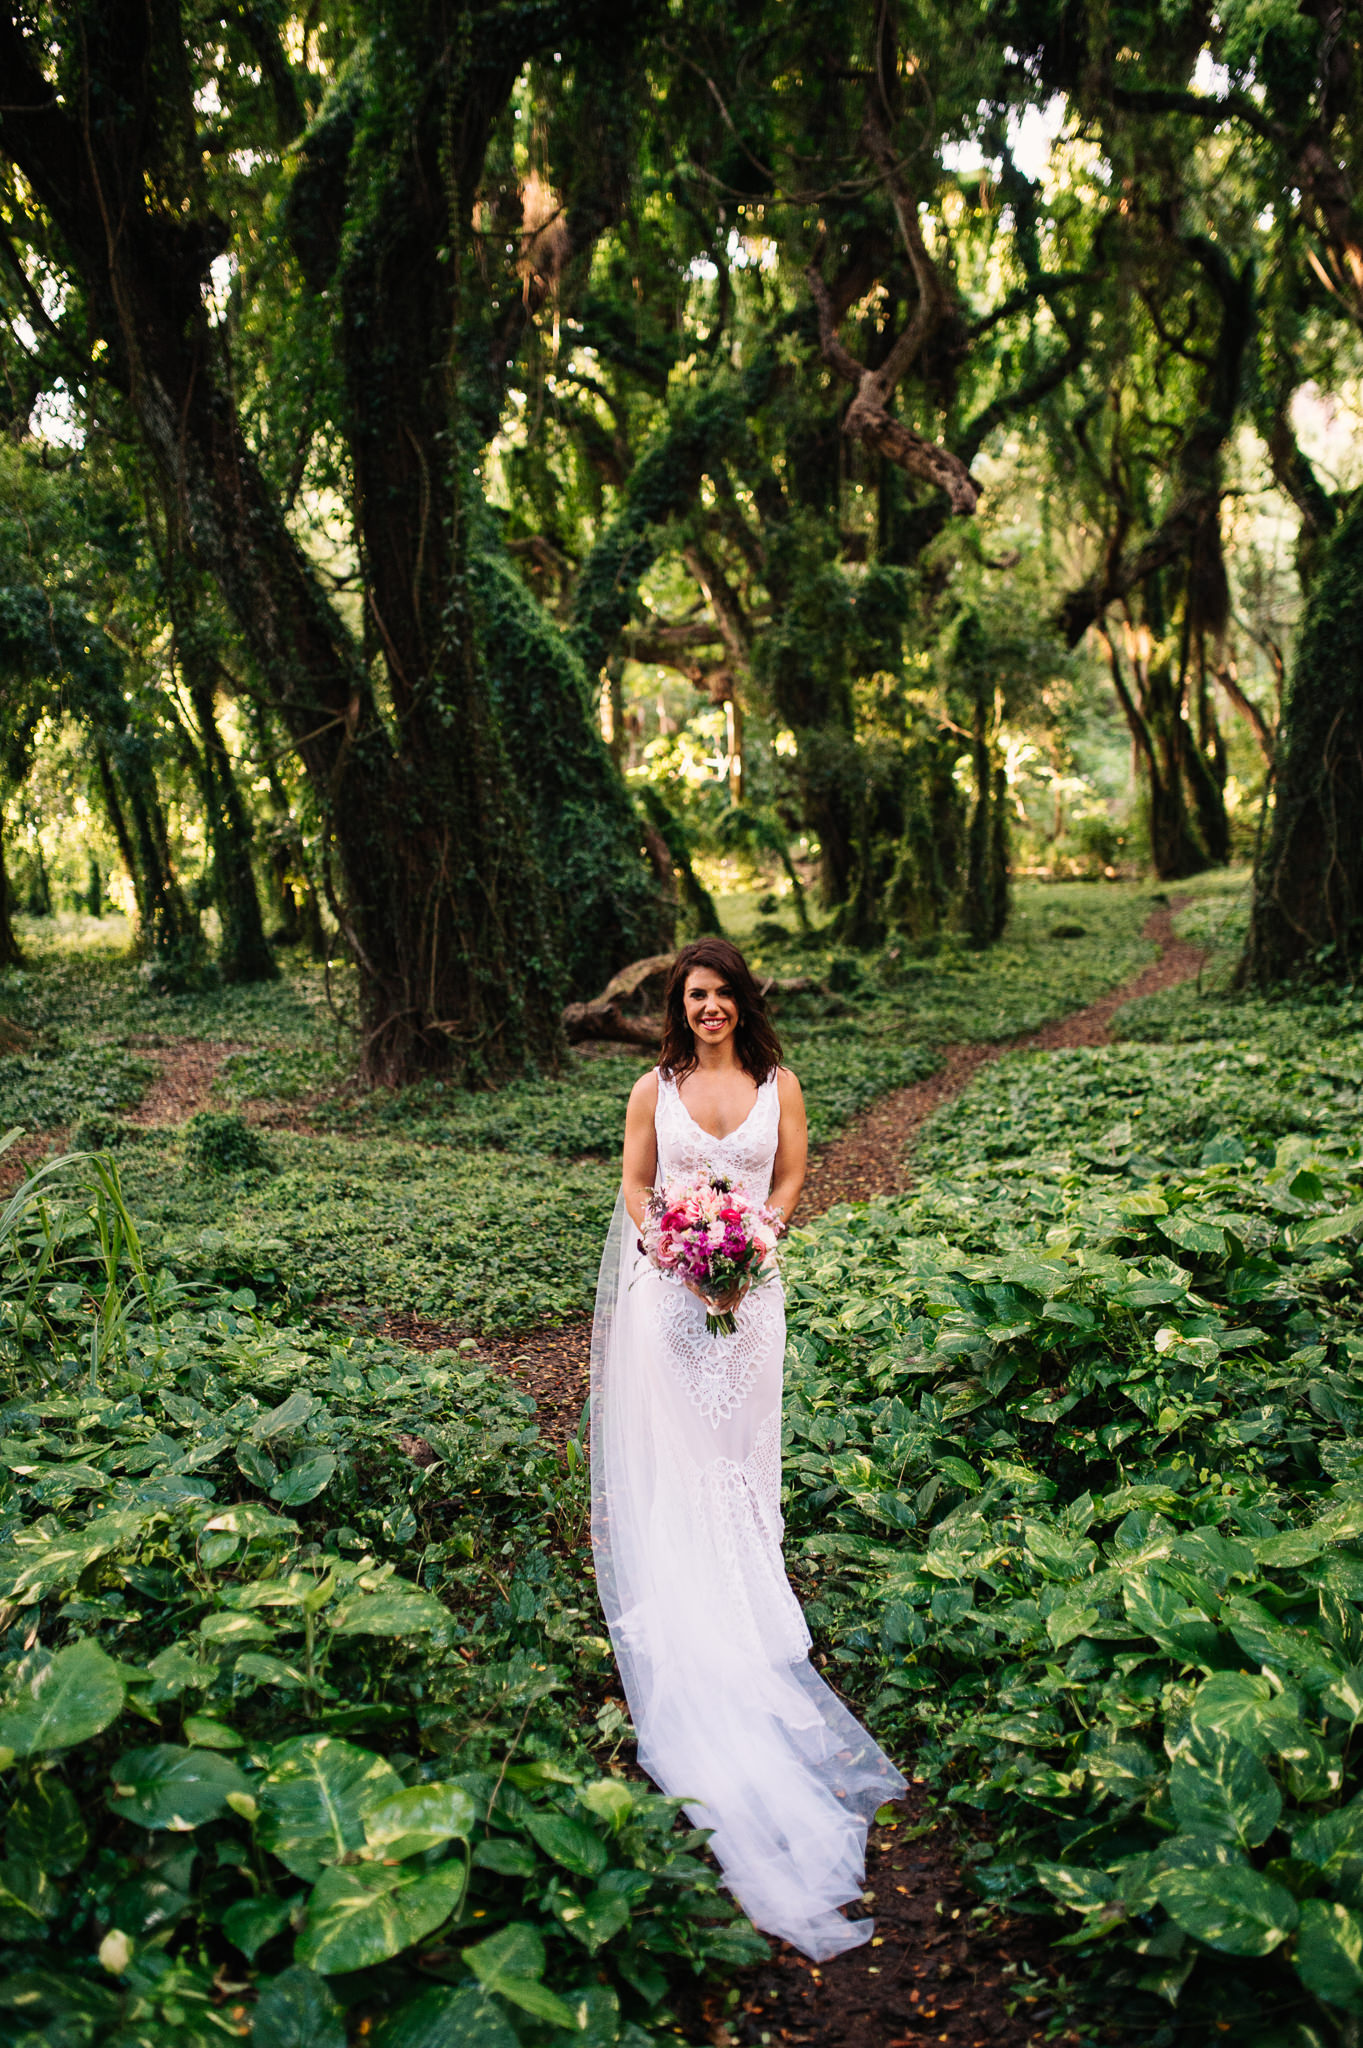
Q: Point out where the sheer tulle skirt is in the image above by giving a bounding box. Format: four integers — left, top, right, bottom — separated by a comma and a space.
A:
590, 1191, 906, 1960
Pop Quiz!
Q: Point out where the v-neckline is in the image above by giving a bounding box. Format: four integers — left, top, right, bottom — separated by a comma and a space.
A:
672, 1072, 764, 1145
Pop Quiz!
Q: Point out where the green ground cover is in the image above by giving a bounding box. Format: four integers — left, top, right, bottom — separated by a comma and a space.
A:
782, 975, 1363, 2043
11, 878, 1362, 2044
0, 880, 1163, 1335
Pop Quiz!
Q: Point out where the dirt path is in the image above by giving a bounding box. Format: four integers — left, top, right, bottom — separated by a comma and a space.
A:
123, 1038, 249, 1127
430, 899, 1204, 1447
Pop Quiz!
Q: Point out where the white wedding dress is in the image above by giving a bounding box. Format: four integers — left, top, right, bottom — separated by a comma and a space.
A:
590, 1067, 906, 1960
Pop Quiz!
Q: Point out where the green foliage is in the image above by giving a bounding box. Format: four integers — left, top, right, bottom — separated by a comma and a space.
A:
0, 1150, 761, 2041
0, 1046, 153, 1132
775, 1009, 1363, 2035
182, 1113, 274, 1177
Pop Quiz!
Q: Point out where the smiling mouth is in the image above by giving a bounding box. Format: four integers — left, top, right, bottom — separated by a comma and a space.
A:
699, 1017, 727, 1030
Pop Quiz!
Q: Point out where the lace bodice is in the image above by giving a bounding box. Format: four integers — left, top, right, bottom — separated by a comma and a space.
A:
654, 1067, 780, 1201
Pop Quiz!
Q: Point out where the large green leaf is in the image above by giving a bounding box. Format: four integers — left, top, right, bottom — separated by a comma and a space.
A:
362, 1783, 476, 1861
1154, 1863, 1297, 1956
269, 1455, 337, 1507
524, 1812, 609, 1878
1185, 1671, 1301, 1759
1296, 1899, 1363, 2013
551, 1885, 632, 1952
1122, 1574, 1219, 1665
250, 1964, 345, 2048
372, 1986, 518, 2048
327, 1589, 450, 1639
294, 1863, 465, 1974
0, 1639, 124, 1757
258, 1736, 404, 1880
221, 1891, 301, 1963
108, 1746, 250, 1831
1169, 1731, 1281, 1848
0, 1856, 57, 1942
463, 1921, 580, 2025
5, 1775, 87, 1873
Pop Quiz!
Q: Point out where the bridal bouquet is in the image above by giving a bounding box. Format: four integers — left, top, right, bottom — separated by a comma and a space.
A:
639, 1170, 782, 1336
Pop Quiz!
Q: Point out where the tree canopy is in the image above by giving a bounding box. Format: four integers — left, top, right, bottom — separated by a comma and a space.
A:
0, 0, 1360, 1077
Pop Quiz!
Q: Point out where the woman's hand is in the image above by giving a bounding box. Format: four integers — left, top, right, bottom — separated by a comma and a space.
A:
684, 1275, 750, 1315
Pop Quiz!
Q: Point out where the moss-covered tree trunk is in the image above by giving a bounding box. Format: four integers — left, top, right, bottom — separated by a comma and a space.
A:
0, 1, 659, 1087
1241, 491, 1363, 984
0, 811, 21, 968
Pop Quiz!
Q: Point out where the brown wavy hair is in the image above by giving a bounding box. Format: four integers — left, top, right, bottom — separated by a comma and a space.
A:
658, 938, 783, 1084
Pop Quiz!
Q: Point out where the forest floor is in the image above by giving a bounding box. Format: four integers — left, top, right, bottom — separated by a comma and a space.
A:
0, 875, 1259, 2048
382, 897, 1206, 2048
411, 898, 1206, 1459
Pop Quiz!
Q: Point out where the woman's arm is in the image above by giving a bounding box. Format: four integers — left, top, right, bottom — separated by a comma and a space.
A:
768, 1067, 808, 1232
622, 1071, 660, 1231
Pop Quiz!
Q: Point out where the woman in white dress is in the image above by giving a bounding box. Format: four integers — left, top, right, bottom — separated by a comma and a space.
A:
590, 938, 905, 1961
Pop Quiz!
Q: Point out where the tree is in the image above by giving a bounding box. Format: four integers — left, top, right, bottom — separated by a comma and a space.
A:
1240, 491, 1363, 985
0, 1, 666, 1085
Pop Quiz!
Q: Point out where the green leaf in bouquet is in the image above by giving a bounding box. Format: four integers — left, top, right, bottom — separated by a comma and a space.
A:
258, 1735, 404, 1880
107, 1745, 250, 1831
221, 1891, 301, 1962
1169, 1730, 1281, 1848
361, 1782, 475, 1860
250, 1964, 345, 2048
524, 1811, 610, 1877
0, 1639, 123, 1757
372, 1986, 518, 2048
1295, 1899, 1363, 2012
5, 1774, 87, 1874
1155, 1860, 1297, 1956
463, 1921, 579, 2028
295, 1862, 465, 1973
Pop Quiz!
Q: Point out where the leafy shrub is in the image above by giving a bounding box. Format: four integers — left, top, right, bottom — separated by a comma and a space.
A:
778, 1046, 1363, 2039
0, 1047, 153, 1131
184, 1112, 274, 1176
0, 1154, 763, 2043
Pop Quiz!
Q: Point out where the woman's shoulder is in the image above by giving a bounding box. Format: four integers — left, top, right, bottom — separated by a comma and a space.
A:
773, 1064, 803, 1102
629, 1068, 663, 1108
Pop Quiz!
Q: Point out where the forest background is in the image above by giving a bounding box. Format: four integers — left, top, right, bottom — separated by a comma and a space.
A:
1, 2, 1363, 2047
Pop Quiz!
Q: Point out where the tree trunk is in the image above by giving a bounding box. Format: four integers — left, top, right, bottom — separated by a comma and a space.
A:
0, 2, 639, 1086
0, 810, 22, 967
184, 668, 277, 983
112, 734, 200, 959
1240, 492, 1363, 984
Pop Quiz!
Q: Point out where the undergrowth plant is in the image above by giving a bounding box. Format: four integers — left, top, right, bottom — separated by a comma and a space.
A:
779, 1009, 1363, 2043
0, 1146, 761, 2047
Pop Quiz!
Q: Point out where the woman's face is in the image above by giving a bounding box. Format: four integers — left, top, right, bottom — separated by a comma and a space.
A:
683, 967, 739, 1052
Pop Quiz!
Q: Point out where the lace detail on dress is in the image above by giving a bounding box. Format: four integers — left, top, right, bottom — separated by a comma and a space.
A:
652, 1071, 783, 1427
690, 1411, 809, 1663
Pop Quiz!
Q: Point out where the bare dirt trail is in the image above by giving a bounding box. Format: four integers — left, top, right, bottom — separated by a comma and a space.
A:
122, 1038, 251, 1127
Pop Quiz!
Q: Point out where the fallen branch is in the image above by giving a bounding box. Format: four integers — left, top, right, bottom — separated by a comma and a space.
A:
562, 953, 818, 1047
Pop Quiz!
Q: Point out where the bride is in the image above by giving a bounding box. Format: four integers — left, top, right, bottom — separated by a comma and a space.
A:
590, 936, 906, 1960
